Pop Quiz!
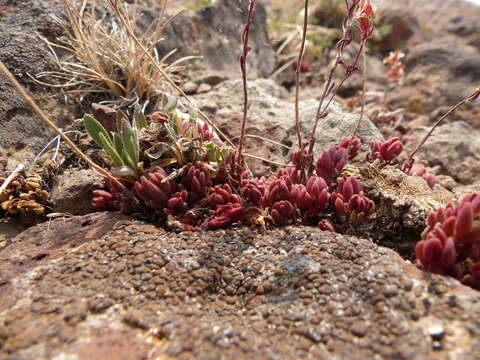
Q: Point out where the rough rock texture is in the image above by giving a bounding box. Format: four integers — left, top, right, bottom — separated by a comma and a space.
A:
380, 0, 480, 38
446, 14, 480, 50
401, 40, 480, 112
409, 121, 480, 185
0, 212, 128, 309
346, 164, 454, 256
376, 6, 420, 52
153, 0, 276, 83
2, 219, 480, 359
49, 169, 104, 215
194, 79, 383, 175
0, 0, 80, 167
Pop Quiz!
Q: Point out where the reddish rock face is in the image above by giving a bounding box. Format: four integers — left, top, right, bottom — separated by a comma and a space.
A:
2, 220, 480, 359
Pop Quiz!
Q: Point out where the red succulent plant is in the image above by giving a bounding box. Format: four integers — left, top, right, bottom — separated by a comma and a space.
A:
316, 146, 348, 182
134, 167, 176, 212
271, 200, 296, 225
369, 138, 403, 164
207, 203, 245, 229
416, 194, 480, 289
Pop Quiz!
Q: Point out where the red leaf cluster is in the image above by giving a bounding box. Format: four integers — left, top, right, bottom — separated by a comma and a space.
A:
332, 177, 375, 225
415, 168, 436, 189
316, 146, 348, 183
415, 194, 480, 289
369, 138, 403, 164
93, 137, 376, 233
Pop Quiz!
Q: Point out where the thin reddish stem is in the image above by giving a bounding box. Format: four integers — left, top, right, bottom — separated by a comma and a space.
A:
294, 0, 309, 150
405, 87, 480, 171
238, 0, 257, 164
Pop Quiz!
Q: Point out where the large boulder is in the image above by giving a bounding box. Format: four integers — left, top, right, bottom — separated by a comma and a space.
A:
2, 220, 480, 359
151, 0, 276, 84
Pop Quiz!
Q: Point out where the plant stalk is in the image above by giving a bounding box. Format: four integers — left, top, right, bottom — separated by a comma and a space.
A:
238, 0, 257, 163
294, 0, 309, 150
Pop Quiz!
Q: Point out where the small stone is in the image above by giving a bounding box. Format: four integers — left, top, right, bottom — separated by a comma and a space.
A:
429, 325, 445, 341
49, 169, 103, 215
123, 310, 150, 330
182, 81, 198, 95
351, 322, 368, 337
199, 101, 218, 113
87, 297, 113, 314
196, 83, 212, 94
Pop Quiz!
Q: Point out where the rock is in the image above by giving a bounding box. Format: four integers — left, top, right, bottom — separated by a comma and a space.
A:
151, 0, 276, 82
374, 6, 420, 52
194, 79, 382, 175
402, 40, 480, 111
196, 83, 212, 94
446, 14, 480, 50
347, 163, 454, 254
0, 0, 80, 166
378, 0, 480, 42
91, 103, 118, 133
181, 81, 198, 95
408, 121, 480, 185
2, 223, 480, 359
0, 212, 128, 310
49, 169, 104, 215
0, 219, 27, 252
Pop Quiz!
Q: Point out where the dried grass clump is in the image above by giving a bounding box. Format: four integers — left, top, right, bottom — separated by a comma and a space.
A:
34, 0, 194, 105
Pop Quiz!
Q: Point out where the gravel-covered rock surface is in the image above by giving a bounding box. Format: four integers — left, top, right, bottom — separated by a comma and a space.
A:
2, 217, 480, 359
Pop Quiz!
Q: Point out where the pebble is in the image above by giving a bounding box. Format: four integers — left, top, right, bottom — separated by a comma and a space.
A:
182, 81, 198, 95
196, 83, 212, 94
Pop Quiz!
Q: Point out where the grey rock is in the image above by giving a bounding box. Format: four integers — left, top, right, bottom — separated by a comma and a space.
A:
0, 0, 77, 164
152, 0, 276, 81
405, 40, 480, 107
194, 79, 382, 174
446, 15, 480, 50
410, 121, 480, 185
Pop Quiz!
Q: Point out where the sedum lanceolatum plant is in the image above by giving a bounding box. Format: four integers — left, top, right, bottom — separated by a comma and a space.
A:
84, 0, 384, 233
416, 195, 480, 290
81, 0, 480, 290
